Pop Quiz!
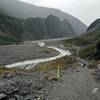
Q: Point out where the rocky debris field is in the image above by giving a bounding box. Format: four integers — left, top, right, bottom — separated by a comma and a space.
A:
0, 71, 53, 100
0, 59, 100, 100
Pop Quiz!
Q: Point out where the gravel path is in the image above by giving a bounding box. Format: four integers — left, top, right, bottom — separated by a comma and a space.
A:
47, 67, 100, 100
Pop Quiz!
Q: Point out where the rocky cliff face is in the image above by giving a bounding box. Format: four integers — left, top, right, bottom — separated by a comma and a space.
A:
0, 0, 87, 35
22, 15, 76, 40
0, 14, 76, 44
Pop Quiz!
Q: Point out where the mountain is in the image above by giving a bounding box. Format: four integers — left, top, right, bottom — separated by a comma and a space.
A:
0, 0, 87, 35
82, 19, 100, 44
64, 19, 100, 60
23, 15, 75, 40
87, 19, 100, 33
0, 14, 76, 44
65, 19, 100, 46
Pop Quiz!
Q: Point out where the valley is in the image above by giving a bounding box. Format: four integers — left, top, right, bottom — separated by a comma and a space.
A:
0, 0, 100, 100
0, 19, 100, 99
0, 17, 100, 100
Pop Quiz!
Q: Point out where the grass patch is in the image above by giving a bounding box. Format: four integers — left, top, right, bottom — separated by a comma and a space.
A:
64, 37, 92, 46
64, 32, 100, 61
33, 56, 77, 73
0, 66, 26, 75
0, 34, 20, 45
42, 47, 55, 54
79, 44, 96, 59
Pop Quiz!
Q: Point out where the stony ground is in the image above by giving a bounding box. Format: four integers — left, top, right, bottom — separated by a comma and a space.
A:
0, 65, 100, 100
0, 71, 53, 100
47, 67, 100, 100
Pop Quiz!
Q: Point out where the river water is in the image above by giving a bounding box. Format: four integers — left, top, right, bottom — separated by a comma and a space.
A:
5, 42, 71, 68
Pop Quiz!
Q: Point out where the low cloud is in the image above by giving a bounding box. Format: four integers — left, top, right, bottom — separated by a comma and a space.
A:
19, 0, 100, 25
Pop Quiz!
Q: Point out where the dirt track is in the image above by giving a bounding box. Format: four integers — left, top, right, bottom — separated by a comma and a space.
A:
47, 67, 100, 100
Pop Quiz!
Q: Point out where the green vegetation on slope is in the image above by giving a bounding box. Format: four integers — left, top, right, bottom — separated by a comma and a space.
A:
33, 56, 78, 73
0, 33, 20, 45
64, 19, 100, 60
79, 44, 96, 59
64, 36, 100, 60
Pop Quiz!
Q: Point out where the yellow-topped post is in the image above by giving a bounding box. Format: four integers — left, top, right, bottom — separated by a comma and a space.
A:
57, 64, 60, 79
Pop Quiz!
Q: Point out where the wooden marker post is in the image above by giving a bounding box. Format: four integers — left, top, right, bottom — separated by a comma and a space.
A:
57, 64, 60, 80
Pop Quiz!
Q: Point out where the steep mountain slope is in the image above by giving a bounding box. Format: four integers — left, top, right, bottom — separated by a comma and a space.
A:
80, 19, 100, 45
0, 31, 19, 45
0, 14, 23, 45
0, 0, 87, 35
23, 15, 75, 40
64, 19, 100, 60
87, 19, 100, 33
0, 14, 23, 39
0, 14, 76, 44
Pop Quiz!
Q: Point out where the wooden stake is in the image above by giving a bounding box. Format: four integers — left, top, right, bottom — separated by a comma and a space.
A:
57, 65, 60, 79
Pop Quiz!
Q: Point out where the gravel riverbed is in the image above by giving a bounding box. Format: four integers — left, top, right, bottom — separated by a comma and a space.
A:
0, 43, 59, 66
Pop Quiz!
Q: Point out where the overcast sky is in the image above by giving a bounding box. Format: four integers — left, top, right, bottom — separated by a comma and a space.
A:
19, 0, 100, 25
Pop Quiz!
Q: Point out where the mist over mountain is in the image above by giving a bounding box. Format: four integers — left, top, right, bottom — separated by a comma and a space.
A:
0, 0, 87, 35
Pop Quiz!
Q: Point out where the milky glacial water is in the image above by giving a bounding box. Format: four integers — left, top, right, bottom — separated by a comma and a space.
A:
5, 42, 71, 68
